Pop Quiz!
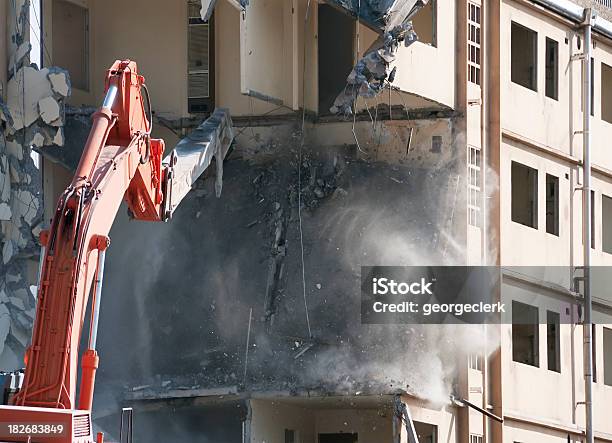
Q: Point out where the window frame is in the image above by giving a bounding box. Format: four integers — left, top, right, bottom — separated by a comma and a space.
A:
511, 21, 538, 92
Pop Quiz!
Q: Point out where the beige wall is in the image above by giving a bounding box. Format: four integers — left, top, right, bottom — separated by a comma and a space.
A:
393, 0, 456, 109
249, 399, 316, 443
44, 0, 188, 117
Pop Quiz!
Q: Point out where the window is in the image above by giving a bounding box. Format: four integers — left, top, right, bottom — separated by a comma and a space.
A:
52, 0, 89, 90
470, 435, 483, 443
413, 0, 437, 46
603, 194, 612, 254
602, 63, 612, 123
547, 311, 560, 372
511, 22, 537, 91
591, 190, 596, 249
546, 174, 559, 236
285, 429, 295, 443
545, 38, 558, 100
414, 422, 437, 443
593, 324, 598, 382
591, 57, 595, 116
469, 353, 483, 370
468, 3, 481, 85
468, 146, 482, 227
604, 327, 612, 386
511, 161, 538, 229
188, 0, 213, 114
512, 301, 539, 367
431, 136, 442, 153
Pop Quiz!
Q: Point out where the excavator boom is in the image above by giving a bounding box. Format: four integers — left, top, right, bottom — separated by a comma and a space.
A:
0, 60, 232, 443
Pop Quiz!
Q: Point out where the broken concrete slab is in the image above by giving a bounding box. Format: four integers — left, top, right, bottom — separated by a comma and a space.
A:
48, 68, 71, 97
6, 66, 54, 130
6, 140, 24, 161
199, 0, 248, 21
165, 108, 234, 216
0, 203, 12, 221
328, 0, 428, 115
38, 96, 61, 125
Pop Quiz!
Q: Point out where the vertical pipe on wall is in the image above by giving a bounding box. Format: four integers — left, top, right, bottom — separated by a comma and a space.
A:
582, 8, 595, 443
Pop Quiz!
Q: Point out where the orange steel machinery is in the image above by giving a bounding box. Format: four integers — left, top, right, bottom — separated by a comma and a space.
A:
0, 60, 201, 443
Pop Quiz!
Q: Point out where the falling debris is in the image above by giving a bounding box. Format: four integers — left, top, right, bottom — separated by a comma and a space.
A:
329, 0, 428, 114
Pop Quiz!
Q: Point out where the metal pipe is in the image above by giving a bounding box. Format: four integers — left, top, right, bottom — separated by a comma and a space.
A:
89, 249, 106, 350
530, 0, 612, 40
582, 8, 595, 443
102, 84, 118, 110
459, 397, 504, 423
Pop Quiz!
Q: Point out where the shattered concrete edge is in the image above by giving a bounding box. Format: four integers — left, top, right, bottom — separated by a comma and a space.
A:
0, 8, 72, 368
199, 0, 249, 22
329, 0, 428, 115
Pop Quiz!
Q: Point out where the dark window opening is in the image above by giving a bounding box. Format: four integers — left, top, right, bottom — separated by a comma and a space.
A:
188, 0, 214, 114
319, 433, 358, 443
511, 161, 538, 229
547, 311, 561, 372
431, 136, 442, 153
593, 324, 598, 383
413, 0, 437, 46
591, 190, 596, 249
511, 22, 537, 91
546, 174, 559, 236
285, 429, 296, 443
545, 38, 558, 100
602, 63, 612, 123
415, 422, 437, 443
603, 194, 612, 254
512, 301, 539, 367
591, 57, 595, 116
318, 4, 355, 114
604, 327, 612, 386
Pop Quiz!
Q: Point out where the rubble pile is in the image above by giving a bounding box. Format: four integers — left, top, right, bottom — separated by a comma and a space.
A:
0, 28, 70, 367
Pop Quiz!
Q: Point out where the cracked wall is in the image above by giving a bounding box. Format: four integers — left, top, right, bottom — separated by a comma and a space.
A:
0, 1, 71, 368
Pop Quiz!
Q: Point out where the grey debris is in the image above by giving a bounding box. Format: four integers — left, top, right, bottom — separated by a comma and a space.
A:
38, 96, 61, 125
330, 0, 428, 115
47, 68, 71, 97
0, 203, 12, 221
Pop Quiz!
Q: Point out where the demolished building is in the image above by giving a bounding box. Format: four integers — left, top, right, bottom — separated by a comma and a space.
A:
3, 0, 612, 442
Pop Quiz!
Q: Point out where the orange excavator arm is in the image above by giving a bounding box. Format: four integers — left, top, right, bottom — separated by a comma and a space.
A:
0, 60, 229, 443
13, 59, 169, 412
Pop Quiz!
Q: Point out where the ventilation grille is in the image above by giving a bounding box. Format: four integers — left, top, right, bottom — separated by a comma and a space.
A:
189, 73, 209, 98
73, 414, 91, 438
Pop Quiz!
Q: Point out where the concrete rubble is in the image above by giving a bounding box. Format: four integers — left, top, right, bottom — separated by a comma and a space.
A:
0, 11, 71, 367
328, 0, 428, 114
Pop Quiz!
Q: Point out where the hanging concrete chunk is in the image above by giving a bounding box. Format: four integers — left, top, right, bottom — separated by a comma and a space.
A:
199, 0, 248, 21
48, 69, 71, 97
164, 108, 234, 217
327, 0, 428, 115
